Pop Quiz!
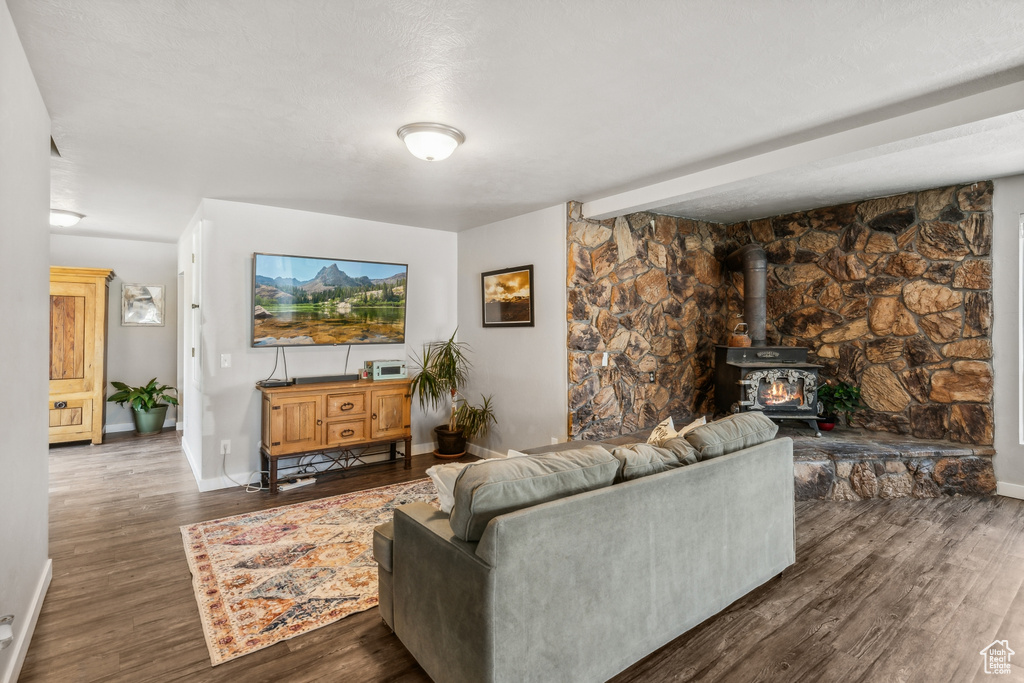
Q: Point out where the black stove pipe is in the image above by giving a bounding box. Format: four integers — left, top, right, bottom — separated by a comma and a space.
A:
725, 243, 767, 347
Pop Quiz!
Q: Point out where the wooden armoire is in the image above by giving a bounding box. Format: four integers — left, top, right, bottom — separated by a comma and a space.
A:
49, 267, 114, 444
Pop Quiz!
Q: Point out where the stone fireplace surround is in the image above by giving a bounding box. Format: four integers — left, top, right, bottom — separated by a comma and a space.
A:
566, 181, 994, 449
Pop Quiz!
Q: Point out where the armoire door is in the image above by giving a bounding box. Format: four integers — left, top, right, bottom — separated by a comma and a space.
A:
50, 281, 97, 397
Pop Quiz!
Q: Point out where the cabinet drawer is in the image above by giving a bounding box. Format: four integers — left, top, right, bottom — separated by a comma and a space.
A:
325, 419, 368, 446
49, 398, 93, 438
49, 397, 91, 427
326, 392, 366, 418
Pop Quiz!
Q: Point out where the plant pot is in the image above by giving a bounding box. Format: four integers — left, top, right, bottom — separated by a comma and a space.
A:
133, 405, 168, 435
816, 418, 836, 432
434, 424, 467, 458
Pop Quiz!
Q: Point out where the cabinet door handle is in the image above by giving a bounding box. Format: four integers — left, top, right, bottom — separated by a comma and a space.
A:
316, 419, 322, 426
340, 402, 354, 411
342, 428, 355, 437
372, 413, 378, 420
54, 401, 67, 409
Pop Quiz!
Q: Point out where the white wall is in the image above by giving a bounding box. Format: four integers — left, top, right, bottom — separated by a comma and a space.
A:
992, 175, 1024, 497
179, 199, 458, 490
457, 204, 568, 456
50, 234, 178, 431
0, 4, 52, 681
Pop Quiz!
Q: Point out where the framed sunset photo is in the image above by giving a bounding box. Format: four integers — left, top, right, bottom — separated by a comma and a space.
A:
481, 264, 534, 328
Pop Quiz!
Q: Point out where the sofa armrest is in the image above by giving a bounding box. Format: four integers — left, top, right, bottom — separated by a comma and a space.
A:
393, 502, 486, 561
373, 521, 395, 629
392, 502, 497, 683
373, 521, 394, 572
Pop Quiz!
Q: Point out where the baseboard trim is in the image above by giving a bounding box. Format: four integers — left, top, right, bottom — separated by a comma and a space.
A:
104, 418, 177, 434
2, 559, 52, 683
181, 437, 203, 490
191, 441, 441, 492
411, 441, 436, 456
195, 470, 264, 493
997, 481, 1024, 500
468, 443, 504, 459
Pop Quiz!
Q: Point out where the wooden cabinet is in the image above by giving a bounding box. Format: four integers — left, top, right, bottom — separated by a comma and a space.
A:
370, 386, 412, 440
258, 378, 412, 493
265, 393, 322, 455
49, 267, 114, 444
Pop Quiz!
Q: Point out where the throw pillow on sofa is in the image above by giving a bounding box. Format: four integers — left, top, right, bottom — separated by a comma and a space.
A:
448, 445, 619, 542
677, 416, 706, 437
684, 411, 779, 459
426, 462, 472, 514
646, 417, 676, 446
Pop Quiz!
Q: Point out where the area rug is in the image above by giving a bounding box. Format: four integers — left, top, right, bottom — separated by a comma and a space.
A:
180, 479, 437, 665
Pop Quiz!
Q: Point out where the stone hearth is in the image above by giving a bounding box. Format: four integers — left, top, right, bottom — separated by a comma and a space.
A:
787, 426, 995, 501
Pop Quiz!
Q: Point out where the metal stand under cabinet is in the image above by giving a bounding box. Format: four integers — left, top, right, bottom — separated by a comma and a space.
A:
257, 378, 413, 493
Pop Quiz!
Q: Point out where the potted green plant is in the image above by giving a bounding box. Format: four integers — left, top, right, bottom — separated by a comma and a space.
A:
816, 380, 864, 430
108, 378, 178, 435
410, 330, 497, 457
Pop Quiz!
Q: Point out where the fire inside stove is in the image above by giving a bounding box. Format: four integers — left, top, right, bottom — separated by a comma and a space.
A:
759, 379, 805, 408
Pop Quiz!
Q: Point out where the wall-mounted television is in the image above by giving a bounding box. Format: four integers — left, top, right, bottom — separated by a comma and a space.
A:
252, 252, 408, 347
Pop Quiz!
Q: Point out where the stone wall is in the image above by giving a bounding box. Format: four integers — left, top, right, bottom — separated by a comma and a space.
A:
724, 181, 994, 445
566, 182, 994, 446
566, 202, 727, 439
795, 455, 996, 500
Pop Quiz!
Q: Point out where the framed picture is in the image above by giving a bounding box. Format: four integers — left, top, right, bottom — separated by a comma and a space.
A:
122, 284, 165, 326
482, 265, 534, 327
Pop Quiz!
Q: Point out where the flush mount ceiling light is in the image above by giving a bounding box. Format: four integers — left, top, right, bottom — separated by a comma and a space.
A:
397, 123, 465, 161
49, 210, 85, 227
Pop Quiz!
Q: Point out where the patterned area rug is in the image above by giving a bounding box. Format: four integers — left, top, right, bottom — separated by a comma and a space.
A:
180, 479, 437, 665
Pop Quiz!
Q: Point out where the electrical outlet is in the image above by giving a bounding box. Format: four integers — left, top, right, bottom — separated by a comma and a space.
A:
648, 372, 656, 382
602, 352, 609, 367
220, 353, 231, 368
220, 439, 231, 455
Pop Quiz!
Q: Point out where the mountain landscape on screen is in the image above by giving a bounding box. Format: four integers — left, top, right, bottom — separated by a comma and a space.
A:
253, 255, 407, 346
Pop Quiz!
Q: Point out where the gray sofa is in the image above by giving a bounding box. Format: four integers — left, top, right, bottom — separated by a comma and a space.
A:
374, 431, 795, 683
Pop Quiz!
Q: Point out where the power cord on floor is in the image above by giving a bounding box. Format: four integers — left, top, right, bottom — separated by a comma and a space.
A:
222, 449, 268, 493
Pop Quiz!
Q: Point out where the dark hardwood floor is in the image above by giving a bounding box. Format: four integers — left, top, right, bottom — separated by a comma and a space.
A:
19, 432, 1024, 682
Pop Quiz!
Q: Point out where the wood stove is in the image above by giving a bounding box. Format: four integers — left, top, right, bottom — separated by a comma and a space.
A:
716, 243, 822, 435
714, 345, 822, 435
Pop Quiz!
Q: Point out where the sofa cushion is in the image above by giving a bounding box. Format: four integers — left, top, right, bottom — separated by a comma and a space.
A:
684, 411, 779, 459
611, 437, 698, 481
448, 445, 618, 542
519, 440, 614, 456
372, 521, 394, 573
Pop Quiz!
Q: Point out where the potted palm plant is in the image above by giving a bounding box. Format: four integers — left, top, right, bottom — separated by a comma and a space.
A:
816, 380, 863, 430
410, 330, 497, 457
108, 378, 178, 435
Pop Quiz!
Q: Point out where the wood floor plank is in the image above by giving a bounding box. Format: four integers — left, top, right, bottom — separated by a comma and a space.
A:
20, 432, 1024, 682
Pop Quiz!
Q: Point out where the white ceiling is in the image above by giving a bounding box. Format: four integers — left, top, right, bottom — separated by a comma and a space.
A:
8, 0, 1024, 243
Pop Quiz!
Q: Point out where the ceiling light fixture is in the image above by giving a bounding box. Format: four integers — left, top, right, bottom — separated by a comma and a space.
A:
50, 210, 85, 228
397, 123, 465, 161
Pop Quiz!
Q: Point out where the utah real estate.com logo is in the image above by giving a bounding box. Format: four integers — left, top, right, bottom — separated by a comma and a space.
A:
980, 640, 1014, 675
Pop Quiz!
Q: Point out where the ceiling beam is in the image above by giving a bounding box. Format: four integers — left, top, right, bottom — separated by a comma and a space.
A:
582, 79, 1024, 221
